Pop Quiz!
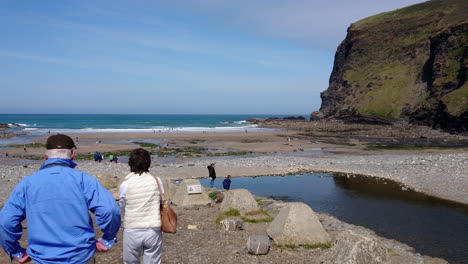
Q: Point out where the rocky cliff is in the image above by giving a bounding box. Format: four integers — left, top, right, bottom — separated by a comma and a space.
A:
318, 0, 468, 132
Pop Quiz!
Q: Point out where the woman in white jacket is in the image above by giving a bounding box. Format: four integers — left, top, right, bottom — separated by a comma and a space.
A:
119, 148, 165, 264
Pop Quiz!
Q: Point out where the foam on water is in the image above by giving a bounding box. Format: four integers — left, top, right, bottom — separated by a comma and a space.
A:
21, 125, 270, 135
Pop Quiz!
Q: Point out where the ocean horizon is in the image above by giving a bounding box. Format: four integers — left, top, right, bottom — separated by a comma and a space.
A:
0, 114, 305, 143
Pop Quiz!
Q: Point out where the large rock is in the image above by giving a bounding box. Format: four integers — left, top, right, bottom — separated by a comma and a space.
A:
172, 179, 212, 206
316, 230, 389, 264
220, 189, 259, 214
267, 202, 330, 245
161, 178, 177, 201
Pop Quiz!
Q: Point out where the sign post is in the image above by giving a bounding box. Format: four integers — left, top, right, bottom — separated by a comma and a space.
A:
187, 184, 202, 194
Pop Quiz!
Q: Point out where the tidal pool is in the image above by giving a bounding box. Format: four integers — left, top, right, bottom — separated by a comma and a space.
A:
200, 173, 468, 264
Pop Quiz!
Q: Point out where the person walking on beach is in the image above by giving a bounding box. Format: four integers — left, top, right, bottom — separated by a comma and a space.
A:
208, 163, 216, 188
223, 175, 232, 190
94, 151, 100, 162
0, 134, 121, 264
119, 148, 165, 264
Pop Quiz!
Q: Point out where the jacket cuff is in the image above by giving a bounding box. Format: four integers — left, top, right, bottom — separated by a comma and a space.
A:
100, 238, 116, 249
11, 248, 26, 260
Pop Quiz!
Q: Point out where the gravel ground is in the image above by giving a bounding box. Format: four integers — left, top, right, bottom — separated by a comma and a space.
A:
0, 152, 466, 263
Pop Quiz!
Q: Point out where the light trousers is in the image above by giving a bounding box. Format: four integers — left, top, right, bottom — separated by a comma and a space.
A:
123, 228, 162, 264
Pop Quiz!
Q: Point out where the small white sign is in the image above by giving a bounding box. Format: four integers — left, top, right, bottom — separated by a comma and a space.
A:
187, 184, 202, 194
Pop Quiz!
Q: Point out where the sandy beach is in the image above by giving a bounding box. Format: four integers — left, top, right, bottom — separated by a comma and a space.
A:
0, 128, 467, 263
4, 131, 361, 157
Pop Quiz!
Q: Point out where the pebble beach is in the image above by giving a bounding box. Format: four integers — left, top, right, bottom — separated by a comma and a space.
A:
1, 143, 467, 207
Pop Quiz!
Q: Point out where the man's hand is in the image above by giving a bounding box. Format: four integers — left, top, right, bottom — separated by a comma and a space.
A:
95, 239, 109, 252
13, 251, 31, 263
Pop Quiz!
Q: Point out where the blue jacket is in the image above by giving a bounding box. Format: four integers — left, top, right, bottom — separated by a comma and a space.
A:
0, 158, 121, 263
223, 178, 231, 190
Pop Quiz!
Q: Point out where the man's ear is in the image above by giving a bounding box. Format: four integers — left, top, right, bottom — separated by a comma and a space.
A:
71, 148, 76, 160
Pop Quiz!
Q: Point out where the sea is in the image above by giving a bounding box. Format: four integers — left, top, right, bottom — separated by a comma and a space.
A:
0, 114, 299, 145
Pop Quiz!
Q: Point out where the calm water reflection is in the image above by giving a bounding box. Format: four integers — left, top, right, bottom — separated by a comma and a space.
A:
200, 173, 468, 264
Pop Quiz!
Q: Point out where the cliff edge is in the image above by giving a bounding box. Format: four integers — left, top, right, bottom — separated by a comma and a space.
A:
318, 0, 468, 132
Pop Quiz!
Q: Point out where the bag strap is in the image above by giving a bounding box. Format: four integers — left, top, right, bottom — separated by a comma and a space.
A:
154, 176, 165, 202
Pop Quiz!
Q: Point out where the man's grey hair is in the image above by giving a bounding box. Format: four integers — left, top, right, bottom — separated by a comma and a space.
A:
45, 149, 73, 159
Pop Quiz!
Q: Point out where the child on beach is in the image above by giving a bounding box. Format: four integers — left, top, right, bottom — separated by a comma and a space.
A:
223, 175, 232, 190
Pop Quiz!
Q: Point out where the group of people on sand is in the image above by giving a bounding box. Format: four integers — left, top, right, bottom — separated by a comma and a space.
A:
93, 151, 103, 162
93, 151, 118, 163
108, 153, 119, 163
0, 134, 164, 264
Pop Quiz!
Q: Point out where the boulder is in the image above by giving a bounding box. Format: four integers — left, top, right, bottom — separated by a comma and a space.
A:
220, 219, 243, 231
267, 202, 330, 245
220, 189, 259, 214
99, 175, 119, 190
316, 230, 389, 264
161, 178, 177, 201
246, 235, 270, 255
172, 179, 212, 206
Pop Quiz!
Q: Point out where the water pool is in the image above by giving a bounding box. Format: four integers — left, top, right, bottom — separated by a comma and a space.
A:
200, 173, 468, 263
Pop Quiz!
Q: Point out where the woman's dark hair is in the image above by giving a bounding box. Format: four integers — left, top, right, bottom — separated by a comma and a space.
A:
128, 148, 151, 175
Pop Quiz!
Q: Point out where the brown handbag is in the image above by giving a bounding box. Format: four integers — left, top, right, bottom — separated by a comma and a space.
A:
155, 176, 178, 233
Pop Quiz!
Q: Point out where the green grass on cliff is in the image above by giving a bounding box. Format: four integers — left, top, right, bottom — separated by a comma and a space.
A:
338, 0, 467, 118
354, 0, 466, 29
443, 83, 468, 115
345, 63, 418, 118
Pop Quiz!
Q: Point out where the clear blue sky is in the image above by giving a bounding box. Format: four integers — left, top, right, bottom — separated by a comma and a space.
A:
0, 0, 426, 115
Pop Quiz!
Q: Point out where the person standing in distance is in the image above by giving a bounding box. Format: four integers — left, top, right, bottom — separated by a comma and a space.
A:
0, 134, 121, 264
119, 148, 165, 264
207, 163, 216, 188
223, 175, 232, 190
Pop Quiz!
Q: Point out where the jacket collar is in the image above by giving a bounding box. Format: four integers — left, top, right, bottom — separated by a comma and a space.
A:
125, 172, 149, 180
40, 158, 77, 170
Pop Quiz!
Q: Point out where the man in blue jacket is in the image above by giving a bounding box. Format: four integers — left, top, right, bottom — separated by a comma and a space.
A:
0, 134, 121, 264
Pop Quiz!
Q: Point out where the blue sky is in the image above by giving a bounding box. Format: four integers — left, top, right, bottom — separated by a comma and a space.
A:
0, 0, 426, 115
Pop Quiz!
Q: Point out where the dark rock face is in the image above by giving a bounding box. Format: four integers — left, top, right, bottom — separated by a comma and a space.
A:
319, 0, 468, 132
266, 116, 306, 121
412, 22, 468, 132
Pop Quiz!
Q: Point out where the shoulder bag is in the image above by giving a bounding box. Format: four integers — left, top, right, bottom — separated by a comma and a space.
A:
155, 176, 178, 233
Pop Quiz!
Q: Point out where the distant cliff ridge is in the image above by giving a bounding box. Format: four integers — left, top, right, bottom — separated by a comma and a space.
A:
318, 0, 467, 132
